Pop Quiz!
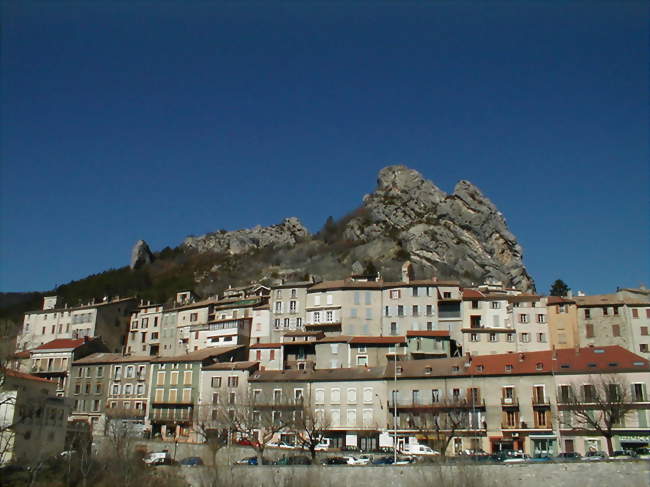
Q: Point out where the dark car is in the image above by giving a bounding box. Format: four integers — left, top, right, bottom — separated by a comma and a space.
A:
556, 452, 582, 461
274, 455, 312, 465
179, 457, 204, 467
321, 456, 348, 465
372, 456, 395, 465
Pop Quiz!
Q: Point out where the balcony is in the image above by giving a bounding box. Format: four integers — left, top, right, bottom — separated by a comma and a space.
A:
150, 407, 193, 422
532, 395, 550, 407
501, 397, 519, 407
388, 398, 485, 410
31, 365, 67, 374
106, 407, 146, 419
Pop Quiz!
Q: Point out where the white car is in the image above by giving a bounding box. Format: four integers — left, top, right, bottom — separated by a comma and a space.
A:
143, 451, 171, 465
503, 453, 531, 463
266, 441, 295, 449
343, 456, 371, 465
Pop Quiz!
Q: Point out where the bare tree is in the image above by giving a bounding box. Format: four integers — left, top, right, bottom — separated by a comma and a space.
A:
194, 403, 229, 487
404, 398, 478, 457
290, 396, 330, 464
558, 375, 636, 455
214, 392, 291, 466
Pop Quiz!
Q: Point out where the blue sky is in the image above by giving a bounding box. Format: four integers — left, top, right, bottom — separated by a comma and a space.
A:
1, 1, 648, 295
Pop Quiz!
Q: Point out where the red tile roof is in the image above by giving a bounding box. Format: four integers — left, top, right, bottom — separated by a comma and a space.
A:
547, 296, 576, 304
12, 350, 32, 359
467, 346, 650, 376
33, 338, 86, 351
406, 330, 450, 338
5, 368, 57, 384
462, 289, 485, 300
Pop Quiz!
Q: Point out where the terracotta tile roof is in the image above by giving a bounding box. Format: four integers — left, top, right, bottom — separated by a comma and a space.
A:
73, 353, 152, 365
390, 357, 468, 378
203, 361, 259, 371
467, 346, 650, 376
12, 350, 32, 359
152, 345, 244, 363
5, 368, 57, 384
547, 296, 576, 304
249, 342, 282, 349
33, 338, 86, 351
462, 289, 485, 300
308, 280, 384, 291
574, 293, 650, 307
507, 294, 542, 303
461, 327, 515, 333
406, 330, 450, 338
349, 336, 405, 345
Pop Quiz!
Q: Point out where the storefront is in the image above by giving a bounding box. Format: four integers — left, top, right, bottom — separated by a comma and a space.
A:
618, 435, 650, 451
530, 434, 557, 457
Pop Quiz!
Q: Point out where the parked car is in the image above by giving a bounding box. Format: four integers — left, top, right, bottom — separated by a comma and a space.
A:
393, 456, 416, 465
372, 456, 394, 465
400, 444, 440, 456
611, 450, 636, 460
274, 455, 311, 465
314, 439, 331, 451
143, 451, 171, 466
266, 441, 295, 449
343, 455, 371, 465
503, 453, 531, 463
235, 456, 271, 465
634, 447, 650, 459
556, 452, 582, 461
179, 456, 204, 467
321, 456, 348, 465
582, 451, 608, 461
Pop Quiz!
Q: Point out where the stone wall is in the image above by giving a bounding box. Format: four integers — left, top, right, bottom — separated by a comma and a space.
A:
180, 461, 650, 487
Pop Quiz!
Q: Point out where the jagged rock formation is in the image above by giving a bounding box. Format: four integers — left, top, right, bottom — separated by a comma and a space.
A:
183, 217, 310, 255
130, 240, 154, 269
342, 165, 534, 291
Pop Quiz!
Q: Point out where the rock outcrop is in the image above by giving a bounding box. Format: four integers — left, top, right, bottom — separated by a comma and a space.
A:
183, 217, 310, 255
342, 165, 534, 291
130, 240, 154, 269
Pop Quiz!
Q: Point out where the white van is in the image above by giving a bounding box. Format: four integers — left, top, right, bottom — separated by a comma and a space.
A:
143, 450, 171, 465
314, 438, 331, 451
400, 444, 440, 456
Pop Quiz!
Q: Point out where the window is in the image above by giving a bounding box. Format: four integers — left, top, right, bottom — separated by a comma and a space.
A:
426, 305, 433, 316
363, 387, 373, 403
471, 300, 479, 309
536, 314, 546, 324
389, 290, 400, 299
432, 389, 440, 403
313, 311, 321, 323
270, 350, 275, 360
228, 376, 239, 388
74, 384, 81, 395
84, 383, 91, 394
112, 384, 120, 395
326, 294, 333, 305
390, 322, 398, 335
274, 319, 281, 329
491, 301, 501, 309
582, 384, 595, 402
315, 388, 325, 404
519, 314, 529, 324
184, 371, 193, 385
641, 327, 648, 336
289, 301, 297, 313
190, 312, 198, 322
114, 366, 122, 379
632, 309, 639, 319
584, 309, 591, 319
95, 383, 102, 394
331, 388, 341, 403
326, 311, 333, 322
505, 364, 513, 372
397, 305, 404, 317
347, 388, 357, 403
347, 409, 357, 426
170, 371, 179, 385
585, 324, 595, 338
443, 292, 452, 299
357, 355, 368, 366
296, 317, 302, 328
126, 366, 135, 378
489, 333, 497, 342
182, 388, 191, 402
520, 333, 530, 343
603, 307, 609, 316
136, 383, 144, 395
211, 377, 221, 388
124, 384, 133, 395
470, 333, 479, 342
229, 392, 236, 405
412, 390, 420, 404
641, 344, 649, 353
537, 333, 546, 343
612, 324, 621, 337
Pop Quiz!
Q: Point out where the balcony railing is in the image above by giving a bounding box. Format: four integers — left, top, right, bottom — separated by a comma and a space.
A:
31, 366, 67, 374
388, 398, 485, 410
106, 407, 146, 419
501, 397, 519, 407
150, 407, 193, 422
532, 395, 550, 407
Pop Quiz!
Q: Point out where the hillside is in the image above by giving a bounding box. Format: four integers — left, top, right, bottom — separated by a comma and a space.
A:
0, 165, 534, 331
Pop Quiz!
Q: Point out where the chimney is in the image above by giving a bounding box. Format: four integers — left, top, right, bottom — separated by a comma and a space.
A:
567, 290, 573, 298
518, 353, 525, 362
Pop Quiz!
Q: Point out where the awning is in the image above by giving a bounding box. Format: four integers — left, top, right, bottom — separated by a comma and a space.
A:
530, 435, 557, 439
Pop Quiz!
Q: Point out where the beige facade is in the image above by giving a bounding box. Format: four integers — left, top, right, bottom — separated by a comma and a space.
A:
17, 296, 136, 353
126, 302, 163, 356
269, 281, 311, 341
0, 370, 70, 464
546, 296, 579, 349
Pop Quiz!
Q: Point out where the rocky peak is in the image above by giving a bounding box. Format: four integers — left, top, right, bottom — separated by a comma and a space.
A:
130, 240, 153, 269
344, 166, 534, 291
183, 217, 310, 255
